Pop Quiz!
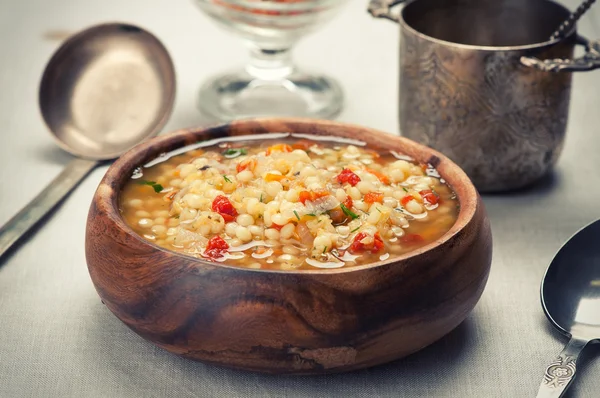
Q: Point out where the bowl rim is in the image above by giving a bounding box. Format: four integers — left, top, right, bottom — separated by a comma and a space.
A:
92, 117, 480, 275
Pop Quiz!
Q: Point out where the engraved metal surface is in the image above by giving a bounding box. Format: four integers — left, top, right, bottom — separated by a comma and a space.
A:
399, 31, 574, 192
369, 0, 600, 191
543, 356, 576, 388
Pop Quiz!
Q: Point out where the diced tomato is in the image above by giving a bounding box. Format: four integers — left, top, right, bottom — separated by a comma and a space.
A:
271, 223, 284, 231
343, 196, 353, 210
336, 168, 361, 186
265, 144, 292, 156
265, 173, 285, 182
212, 195, 238, 222
203, 235, 229, 260
419, 189, 439, 205
400, 234, 424, 245
298, 190, 330, 204
220, 213, 236, 222
349, 232, 385, 254
236, 158, 256, 173
400, 195, 415, 207
364, 192, 384, 205
292, 140, 313, 151
365, 168, 390, 185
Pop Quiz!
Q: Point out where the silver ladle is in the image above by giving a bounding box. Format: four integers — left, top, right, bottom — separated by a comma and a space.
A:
0, 23, 176, 258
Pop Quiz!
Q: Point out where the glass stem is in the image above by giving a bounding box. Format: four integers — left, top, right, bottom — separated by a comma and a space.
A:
245, 46, 294, 81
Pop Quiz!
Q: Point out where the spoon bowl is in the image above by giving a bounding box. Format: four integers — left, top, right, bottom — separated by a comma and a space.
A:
39, 23, 176, 160
537, 219, 600, 397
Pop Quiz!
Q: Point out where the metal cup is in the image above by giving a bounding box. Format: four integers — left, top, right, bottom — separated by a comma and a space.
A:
369, 0, 600, 192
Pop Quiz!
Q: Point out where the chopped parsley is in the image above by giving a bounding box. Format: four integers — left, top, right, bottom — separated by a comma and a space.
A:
138, 180, 163, 193
340, 203, 359, 219
293, 210, 300, 221
260, 193, 264, 203
306, 213, 316, 217
223, 175, 232, 183
222, 148, 247, 158
402, 187, 409, 192
351, 226, 361, 233
376, 207, 382, 213
323, 246, 327, 254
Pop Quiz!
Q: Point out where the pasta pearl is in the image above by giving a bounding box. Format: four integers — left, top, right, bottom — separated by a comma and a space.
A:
135, 210, 151, 218
280, 223, 295, 240
151, 225, 166, 236
225, 222, 238, 237
235, 226, 253, 242
265, 228, 280, 240
237, 170, 254, 182
237, 214, 255, 227
248, 225, 264, 237
138, 218, 153, 228
406, 200, 424, 214
128, 199, 143, 208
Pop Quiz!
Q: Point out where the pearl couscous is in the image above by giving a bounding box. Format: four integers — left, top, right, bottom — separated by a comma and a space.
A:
120, 135, 458, 270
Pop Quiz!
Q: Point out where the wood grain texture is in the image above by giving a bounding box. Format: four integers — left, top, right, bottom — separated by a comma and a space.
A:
85, 118, 492, 374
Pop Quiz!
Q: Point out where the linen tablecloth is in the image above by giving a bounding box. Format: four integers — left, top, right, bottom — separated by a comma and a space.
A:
1, 0, 600, 396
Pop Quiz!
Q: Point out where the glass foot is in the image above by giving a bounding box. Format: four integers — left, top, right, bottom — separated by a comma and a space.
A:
197, 68, 344, 121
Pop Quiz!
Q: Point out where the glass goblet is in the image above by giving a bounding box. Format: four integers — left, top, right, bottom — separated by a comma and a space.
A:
193, 0, 349, 120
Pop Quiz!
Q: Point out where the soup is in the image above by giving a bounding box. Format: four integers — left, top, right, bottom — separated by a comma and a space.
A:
120, 134, 459, 270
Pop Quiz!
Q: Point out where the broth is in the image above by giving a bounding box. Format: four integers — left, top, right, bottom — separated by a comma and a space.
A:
120, 134, 459, 270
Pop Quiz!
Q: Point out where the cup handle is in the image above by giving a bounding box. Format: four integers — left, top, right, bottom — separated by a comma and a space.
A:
521, 35, 600, 72
367, 0, 406, 23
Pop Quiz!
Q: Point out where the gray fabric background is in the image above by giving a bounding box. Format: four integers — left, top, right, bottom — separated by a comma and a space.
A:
1, 0, 600, 396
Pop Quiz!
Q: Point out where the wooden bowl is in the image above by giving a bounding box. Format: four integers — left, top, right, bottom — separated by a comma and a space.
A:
86, 118, 492, 374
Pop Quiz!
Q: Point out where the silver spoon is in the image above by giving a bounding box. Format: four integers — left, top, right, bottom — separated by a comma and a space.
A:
0, 23, 175, 258
549, 0, 597, 41
537, 219, 600, 397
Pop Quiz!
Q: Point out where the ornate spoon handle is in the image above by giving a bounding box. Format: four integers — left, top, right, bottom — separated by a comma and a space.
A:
536, 336, 589, 398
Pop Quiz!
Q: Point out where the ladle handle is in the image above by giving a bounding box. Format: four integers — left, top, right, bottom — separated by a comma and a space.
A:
0, 158, 97, 258
536, 336, 589, 398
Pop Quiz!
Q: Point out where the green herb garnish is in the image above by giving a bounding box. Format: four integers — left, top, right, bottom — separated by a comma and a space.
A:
222, 148, 247, 158
306, 213, 316, 217
293, 210, 300, 221
351, 226, 361, 233
340, 203, 359, 219
138, 180, 163, 193
376, 207, 382, 213
323, 246, 327, 254
402, 187, 409, 192
223, 175, 232, 183
260, 193, 264, 203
